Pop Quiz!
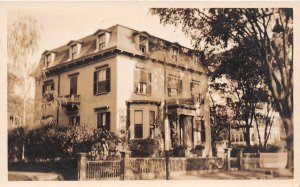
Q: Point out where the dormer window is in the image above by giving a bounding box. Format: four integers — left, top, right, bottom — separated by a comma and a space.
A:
192, 54, 199, 65
139, 35, 148, 53
45, 54, 51, 68
68, 40, 81, 60
98, 34, 106, 50
71, 44, 78, 59
94, 29, 111, 51
42, 51, 55, 69
171, 48, 178, 62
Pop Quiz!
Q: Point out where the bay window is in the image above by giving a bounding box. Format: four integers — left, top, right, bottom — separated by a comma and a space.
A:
134, 110, 143, 138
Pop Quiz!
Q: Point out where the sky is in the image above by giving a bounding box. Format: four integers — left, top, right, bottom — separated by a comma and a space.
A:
8, 3, 193, 98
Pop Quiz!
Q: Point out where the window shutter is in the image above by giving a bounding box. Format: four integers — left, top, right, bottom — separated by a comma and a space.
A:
93, 71, 98, 95
147, 73, 152, 95
42, 85, 46, 95
97, 113, 101, 128
133, 69, 139, 93
106, 112, 110, 131
76, 116, 80, 125
178, 79, 183, 95
106, 67, 111, 92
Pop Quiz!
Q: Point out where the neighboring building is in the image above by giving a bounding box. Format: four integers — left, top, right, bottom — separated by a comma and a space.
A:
33, 25, 211, 157
250, 113, 283, 146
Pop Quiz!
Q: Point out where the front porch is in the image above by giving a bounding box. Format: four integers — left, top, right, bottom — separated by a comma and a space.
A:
167, 98, 210, 157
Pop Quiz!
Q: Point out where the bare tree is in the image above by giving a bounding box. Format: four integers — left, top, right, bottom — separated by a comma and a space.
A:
8, 14, 42, 128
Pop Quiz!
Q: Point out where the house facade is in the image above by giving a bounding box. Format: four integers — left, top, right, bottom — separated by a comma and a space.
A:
34, 25, 211, 157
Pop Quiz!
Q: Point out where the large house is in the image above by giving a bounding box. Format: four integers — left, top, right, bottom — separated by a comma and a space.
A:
33, 25, 211, 157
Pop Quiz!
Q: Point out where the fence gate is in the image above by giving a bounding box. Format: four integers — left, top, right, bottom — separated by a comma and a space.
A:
86, 160, 123, 180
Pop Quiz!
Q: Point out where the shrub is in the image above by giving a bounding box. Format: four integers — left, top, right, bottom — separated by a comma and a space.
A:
194, 144, 205, 150
87, 128, 121, 160
8, 127, 27, 162
172, 145, 187, 157
263, 144, 281, 153
24, 124, 121, 161
25, 124, 73, 161
129, 138, 160, 157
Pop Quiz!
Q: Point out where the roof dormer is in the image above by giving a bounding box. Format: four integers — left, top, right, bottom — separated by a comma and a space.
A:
94, 29, 112, 52
67, 40, 82, 60
133, 31, 150, 53
42, 50, 56, 69
170, 43, 180, 62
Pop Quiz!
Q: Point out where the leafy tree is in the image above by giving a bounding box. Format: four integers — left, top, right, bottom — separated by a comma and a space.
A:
150, 8, 293, 169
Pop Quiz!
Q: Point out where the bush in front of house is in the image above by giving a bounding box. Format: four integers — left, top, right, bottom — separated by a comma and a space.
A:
128, 138, 160, 157
230, 144, 281, 157
25, 124, 76, 161
22, 124, 121, 161
8, 127, 27, 162
87, 128, 122, 160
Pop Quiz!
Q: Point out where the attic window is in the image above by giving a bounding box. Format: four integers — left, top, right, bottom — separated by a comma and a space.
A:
98, 34, 106, 50
171, 48, 178, 62
139, 35, 148, 53
71, 44, 78, 59
45, 54, 52, 68
193, 54, 199, 65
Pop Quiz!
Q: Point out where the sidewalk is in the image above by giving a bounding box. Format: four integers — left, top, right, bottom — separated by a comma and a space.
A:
8, 171, 63, 181
171, 170, 292, 180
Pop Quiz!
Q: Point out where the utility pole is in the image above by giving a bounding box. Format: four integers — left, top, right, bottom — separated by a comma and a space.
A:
163, 55, 170, 180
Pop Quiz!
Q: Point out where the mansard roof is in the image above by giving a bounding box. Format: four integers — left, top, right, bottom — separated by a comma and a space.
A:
35, 24, 206, 76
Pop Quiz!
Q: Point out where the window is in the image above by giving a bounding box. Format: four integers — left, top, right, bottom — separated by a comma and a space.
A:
134, 110, 143, 138
42, 81, 54, 95
98, 34, 106, 50
93, 67, 111, 95
69, 115, 80, 126
200, 120, 206, 143
70, 75, 78, 96
41, 115, 53, 125
149, 111, 156, 138
171, 48, 178, 61
231, 134, 235, 142
45, 54, 51, 68
192, 54, 199, 65
139, 35, 147, 53
134, 70, 151, 95
71, 44, 78, 59
191, 82, 204, 104
137, 82, 147, 94
167, 77, 182, 97
97, 112, 110, 130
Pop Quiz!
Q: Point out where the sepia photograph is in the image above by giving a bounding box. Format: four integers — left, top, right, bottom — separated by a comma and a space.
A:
2, 1, 298, 185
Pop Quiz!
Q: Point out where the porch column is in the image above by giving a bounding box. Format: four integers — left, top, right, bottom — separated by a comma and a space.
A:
177, 116, 182, 145
192, 117, 196, 147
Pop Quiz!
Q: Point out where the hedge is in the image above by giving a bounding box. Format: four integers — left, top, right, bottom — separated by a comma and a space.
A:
8, 124, 121, 162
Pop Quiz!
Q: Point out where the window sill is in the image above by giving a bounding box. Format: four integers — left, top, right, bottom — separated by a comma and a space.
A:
135, 93, 149, 96
95, 91, 109, 96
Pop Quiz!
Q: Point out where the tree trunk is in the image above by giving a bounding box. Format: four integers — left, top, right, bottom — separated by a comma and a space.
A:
282, 117, 293, 170
245, 127, 251, 147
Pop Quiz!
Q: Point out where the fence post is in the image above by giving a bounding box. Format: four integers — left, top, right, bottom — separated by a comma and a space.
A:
120, 152, 125, 180
224, 148, 232, 171
77, 153, 87, 181
237, 148, 244, 170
